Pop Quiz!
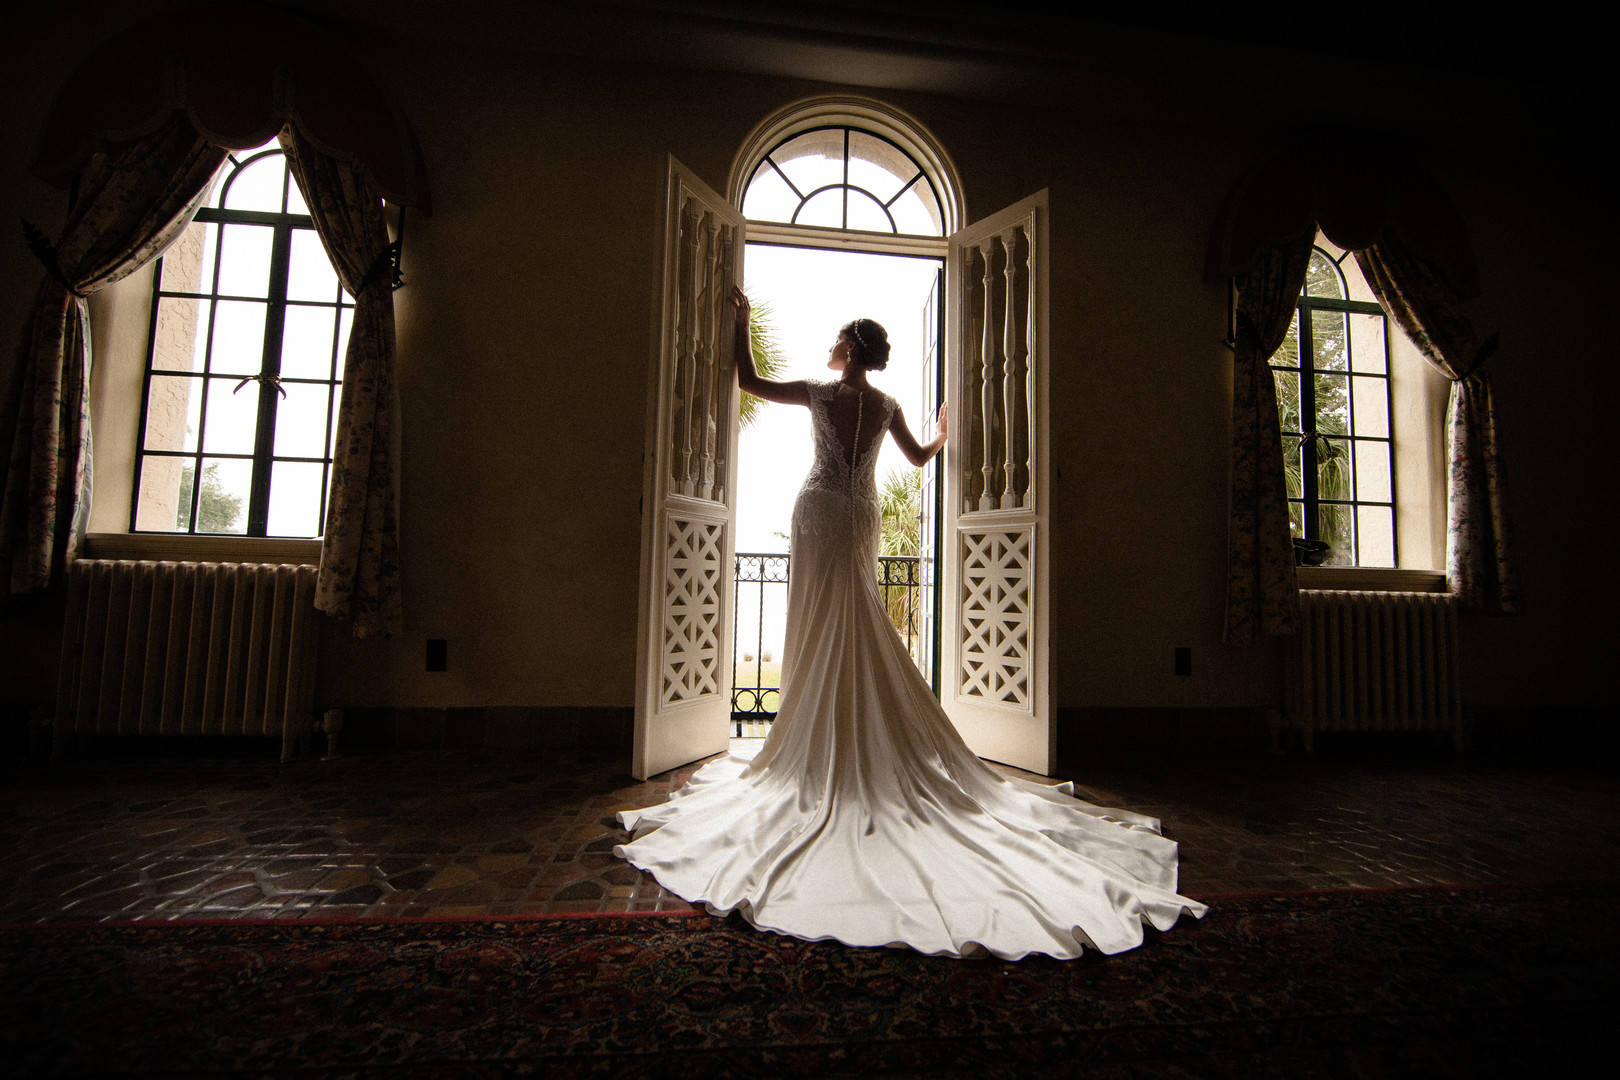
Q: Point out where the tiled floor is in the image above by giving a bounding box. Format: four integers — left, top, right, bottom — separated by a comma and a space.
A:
2, 739, 1615, 922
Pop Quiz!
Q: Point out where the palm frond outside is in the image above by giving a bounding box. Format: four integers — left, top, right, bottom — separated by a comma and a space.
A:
741, 294, 787, 428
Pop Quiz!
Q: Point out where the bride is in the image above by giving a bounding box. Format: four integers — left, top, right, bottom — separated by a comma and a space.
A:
615, 286, 1207, 960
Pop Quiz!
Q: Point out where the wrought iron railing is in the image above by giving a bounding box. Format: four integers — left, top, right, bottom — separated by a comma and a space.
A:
732, 551, 921, 736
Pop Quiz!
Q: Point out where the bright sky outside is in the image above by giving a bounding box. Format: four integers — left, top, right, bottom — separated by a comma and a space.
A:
732, 243, 941, 666
736, 242, 943, 552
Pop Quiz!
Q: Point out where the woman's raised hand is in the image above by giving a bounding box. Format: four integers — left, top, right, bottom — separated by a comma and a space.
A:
936, 400, 949, 438
730, 285, 751, 331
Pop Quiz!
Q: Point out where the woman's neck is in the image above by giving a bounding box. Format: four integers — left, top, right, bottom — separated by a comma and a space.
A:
838, 368, 871, 390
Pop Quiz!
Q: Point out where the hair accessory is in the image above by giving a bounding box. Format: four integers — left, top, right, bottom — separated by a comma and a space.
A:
851, 321, 868, 350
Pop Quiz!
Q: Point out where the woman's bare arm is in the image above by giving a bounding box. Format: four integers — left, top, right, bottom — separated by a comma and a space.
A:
888, 400, 948, 467
731, 286, 809, 407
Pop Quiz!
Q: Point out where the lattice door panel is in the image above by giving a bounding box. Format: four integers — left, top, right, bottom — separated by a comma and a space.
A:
957, 527, 1033, 709
660, 516, 724, 705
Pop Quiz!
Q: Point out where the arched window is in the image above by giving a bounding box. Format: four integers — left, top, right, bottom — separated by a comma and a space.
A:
730, 97, 962, 253
132, 135, 349, 537
742, 126, 945, 235
1271, 234, 1395, 567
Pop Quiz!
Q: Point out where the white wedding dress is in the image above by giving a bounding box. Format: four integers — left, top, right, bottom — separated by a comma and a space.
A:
616, 380, 1207, 959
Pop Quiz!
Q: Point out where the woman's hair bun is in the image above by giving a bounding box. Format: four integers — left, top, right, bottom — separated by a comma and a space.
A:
842, 318, 891, 370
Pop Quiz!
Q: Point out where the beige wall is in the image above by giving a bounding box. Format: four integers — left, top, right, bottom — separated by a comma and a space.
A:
3, 4, 1615, 738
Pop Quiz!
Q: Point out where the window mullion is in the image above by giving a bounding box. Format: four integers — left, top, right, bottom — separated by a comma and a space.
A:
841, 128, 850, 231
1298, 299, 1318, 539
247, 223, 292, 536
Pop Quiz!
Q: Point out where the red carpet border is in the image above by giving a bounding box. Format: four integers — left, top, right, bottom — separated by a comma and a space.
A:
2, 884, 1613, 1078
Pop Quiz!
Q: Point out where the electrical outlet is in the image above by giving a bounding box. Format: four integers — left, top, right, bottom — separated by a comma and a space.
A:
1173, 647, 1191, 676
426, 639, 447, 672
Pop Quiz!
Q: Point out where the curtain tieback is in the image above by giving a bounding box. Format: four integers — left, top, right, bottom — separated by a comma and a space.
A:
356, 241, 403, 294
1454, 331, 1500, 382
234, 373, 287, 400
20, 219, 87, 298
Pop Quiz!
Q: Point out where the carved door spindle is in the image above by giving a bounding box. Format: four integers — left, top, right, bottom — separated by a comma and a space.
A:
676, 201, 701, 496
697, 216, 720, 500
977, 237, 999, 512
1000, 227, 1021, 509
1023, 223, 1036, 510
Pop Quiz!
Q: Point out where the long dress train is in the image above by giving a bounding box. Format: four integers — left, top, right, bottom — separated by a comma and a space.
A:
616, 380, 1207, 960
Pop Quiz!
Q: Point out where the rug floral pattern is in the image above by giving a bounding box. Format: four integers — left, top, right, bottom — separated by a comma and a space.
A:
3, 885, 1611, 1078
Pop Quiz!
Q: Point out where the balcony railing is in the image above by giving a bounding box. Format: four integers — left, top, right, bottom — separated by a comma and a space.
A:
732, 551, 922, 737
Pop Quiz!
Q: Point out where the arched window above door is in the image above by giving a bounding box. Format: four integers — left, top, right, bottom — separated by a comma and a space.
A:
743, 127, 944, 235
731, 97, 963, 255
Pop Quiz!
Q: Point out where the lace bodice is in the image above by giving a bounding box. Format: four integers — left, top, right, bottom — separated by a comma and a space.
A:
800, 380, 897, 504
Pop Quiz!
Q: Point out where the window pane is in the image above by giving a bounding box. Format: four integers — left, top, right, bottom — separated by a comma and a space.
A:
336, 307, 354, 368
1350, 311, 1387, 373
216, 224, 274, 297
151, 297, 209, 372
273, 382, 332, 458
1274, 371, 1300, 433
221, 154, 286, 213
287, 229, 340, 302
1356, 505, 1395, 567
1354, 440, 1392, 502
890, 176, 943, 235
201, 377, 260, 454
1282, 435, 1303, 499
285, 174, 309, 216
1351, 376, 1390, 438
208, 300, 267, 376
1310, 308, 1348, 371
1271, 311, 1300, 368
769, 130, 846, 196
1313, 373, 1349, 434
1317, 503, 1353, 566
142, 374, 200, 452
135, 456, 194, 532
192, 458, 251, 534
329, 388, 343, 458
847, 131, 913, 203
743, 163, 799, 223
845, 189, 893, 232
1304, 250, 1344, 299
1316, 437, 1353, 502
280, 305, 338, 380
795, 187, 844, 228
158, 220, 216, 294
267, 460, 325, 537
1288, 499, 1304, 538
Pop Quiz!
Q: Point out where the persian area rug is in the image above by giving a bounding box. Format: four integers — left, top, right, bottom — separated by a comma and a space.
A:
3, 884, 1613, 1079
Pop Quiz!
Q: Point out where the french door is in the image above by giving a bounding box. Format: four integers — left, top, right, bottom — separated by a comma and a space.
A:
631, 158, 745, 780
633, 178, 1052, 779
940, 191, 1053, 775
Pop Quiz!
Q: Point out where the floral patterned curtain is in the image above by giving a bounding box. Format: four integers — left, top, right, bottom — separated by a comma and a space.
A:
1355, 238, 1520, 614
0, 115, 225, 593
279, 125, 403, 640
1225, 231, 1315, 645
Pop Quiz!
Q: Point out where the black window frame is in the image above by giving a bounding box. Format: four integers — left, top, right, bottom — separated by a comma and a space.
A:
131, 145, 349, 538
1271, 245, 1398, 567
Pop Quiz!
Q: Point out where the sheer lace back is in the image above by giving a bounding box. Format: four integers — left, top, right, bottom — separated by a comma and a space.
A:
796, 381, 897, 560
803, 381, 896, 500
